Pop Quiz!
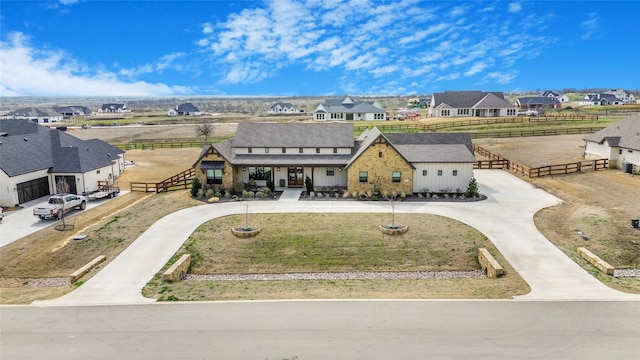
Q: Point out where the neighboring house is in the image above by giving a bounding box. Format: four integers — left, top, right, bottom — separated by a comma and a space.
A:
268, 102, 299, 114
429, 91, 517, 117
192, 123, 476, 195
558, 94, 571, 103
579, 94, 624, 106
0, 119, 125, 206
604, 89, 636, 104
583, 115, 640, 174
168, 103, 202, 116
98, 103, 130, 113
313, 96, 387, 121
515, 97, 562, 110
1, 108, 63, 124
539, 90, 559, 98
55, 106, 93, 117
407, 97, 431, 109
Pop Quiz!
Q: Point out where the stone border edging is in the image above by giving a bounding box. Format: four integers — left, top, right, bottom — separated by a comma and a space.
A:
70, 255, 106, 283
578, 247, 615, 276
478, 248, 504, 278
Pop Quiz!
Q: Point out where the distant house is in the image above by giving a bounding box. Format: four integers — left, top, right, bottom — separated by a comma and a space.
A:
192, 123, 476, 195
268, 102, 299, 114
1, 108, 63, 124
0, 119, 125, 206
539, 90, 560, 98
558, 94, 571, 103
168, 103, 201, 116
407, 97, 431, 109
55, 106, 93, 117
604, 89, 636, 104
583, 115, 640, 174
579, 94, 624, 106
313, 96, 386, 121
429, 91, 517, 117
516, 97, 561, 110
98, 103, 130, 113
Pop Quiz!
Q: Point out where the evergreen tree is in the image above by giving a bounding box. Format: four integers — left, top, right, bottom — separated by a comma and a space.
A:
465, 177, 480, 198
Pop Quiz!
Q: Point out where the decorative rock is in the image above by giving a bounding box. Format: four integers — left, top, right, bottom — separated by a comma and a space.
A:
208, 197, 220, 203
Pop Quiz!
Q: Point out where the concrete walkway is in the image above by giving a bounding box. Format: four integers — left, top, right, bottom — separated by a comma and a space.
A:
36, 170, 640, 306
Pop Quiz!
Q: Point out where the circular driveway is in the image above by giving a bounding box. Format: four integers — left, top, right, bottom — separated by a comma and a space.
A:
36, 170, 640, 306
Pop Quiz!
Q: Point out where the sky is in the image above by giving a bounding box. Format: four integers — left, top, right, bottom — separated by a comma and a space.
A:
1, 0, 639, 97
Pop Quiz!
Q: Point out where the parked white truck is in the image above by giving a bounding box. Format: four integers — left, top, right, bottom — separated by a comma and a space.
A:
33, 194, 87, 220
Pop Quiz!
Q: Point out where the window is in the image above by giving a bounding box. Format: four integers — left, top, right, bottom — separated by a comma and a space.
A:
326, 168, 335, 176
248, 147, 252, 154
333, 147, 337, 154
299, 147, 303, 154
374, 113, 385, 120
316, 113, 325, 120
316, 147, 320, 154
265, 147, 269, 153
438, 170, 443, 176
441, 109, 450, 116
359, 171, 368, 182
619, 149, 623, 154
457, 109, 469, 115
452, 170, 458, 176
206, 169, 223, 184
282, 147, 286, 154
331, 113, 343, 120
629, 150, 634, 153
507, 109, 516, 116
392, 171, 401, 183
248, 167, 271, 181
422, 170, 428, 176
379, 151, 383, 158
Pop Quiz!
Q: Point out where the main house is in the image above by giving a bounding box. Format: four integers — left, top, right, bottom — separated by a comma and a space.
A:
2, 108, 64, 124
313, 96, 387, 121
429, 91, 517, 118
583, 115, 640, 174
193, 123, 476, 195
0, 119, 125, 206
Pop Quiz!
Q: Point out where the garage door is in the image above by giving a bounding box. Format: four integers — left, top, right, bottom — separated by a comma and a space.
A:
17, 177, 50, 204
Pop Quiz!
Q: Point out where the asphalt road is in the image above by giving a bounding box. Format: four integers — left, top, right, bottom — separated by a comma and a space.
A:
2, 301, 639, 359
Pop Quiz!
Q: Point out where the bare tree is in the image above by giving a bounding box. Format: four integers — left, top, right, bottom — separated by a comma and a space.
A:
195, 120, 214, 144
56, 177, 70, 195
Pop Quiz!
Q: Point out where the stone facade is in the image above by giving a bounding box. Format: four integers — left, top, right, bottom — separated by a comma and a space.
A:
195, 148, 234, 190
347, 137, 413, 195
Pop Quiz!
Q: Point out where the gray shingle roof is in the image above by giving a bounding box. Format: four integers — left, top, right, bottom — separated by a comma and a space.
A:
394, 144, 477, 163
232, 123, 355, 148
432, 91, 511, 108
176, 103, 200, 113
517, 97, 561, 105
584, 115, 640, 151
0, 119, 123, 177
3, 107, 58, 117
100, 103, 126, 111
314, 96, 385, 114
385, 132, 474, 153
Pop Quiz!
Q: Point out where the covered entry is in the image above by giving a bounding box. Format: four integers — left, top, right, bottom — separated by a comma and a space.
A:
288, 167, 304, 187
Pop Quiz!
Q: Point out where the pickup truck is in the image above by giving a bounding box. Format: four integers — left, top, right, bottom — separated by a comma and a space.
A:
33, 194, 87, 220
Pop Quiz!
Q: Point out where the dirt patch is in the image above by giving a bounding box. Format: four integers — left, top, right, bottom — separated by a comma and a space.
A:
68, 123, 238, 144
475, 134, 586, 167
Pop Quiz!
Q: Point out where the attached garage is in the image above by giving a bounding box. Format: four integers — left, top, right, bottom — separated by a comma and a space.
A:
17, 177, 50, 204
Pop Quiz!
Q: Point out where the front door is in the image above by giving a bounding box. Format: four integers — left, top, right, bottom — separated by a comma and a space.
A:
288, 167, 304, 187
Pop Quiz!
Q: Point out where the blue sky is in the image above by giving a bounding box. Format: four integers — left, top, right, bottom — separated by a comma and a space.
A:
1, 0, 638, 97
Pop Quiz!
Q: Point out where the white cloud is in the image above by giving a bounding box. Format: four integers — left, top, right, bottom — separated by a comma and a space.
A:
202, 22, 214, 34
0, 32, 191, 96
580, 13, 599, 40
483, 71, 517, 85
59, 0, 79, 5
508, 2, 522, 13
464, 62, 490, 76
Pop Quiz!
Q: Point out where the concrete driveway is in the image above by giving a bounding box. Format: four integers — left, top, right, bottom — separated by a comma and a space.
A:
0, 191, 130, 248
35, 170, 640, 306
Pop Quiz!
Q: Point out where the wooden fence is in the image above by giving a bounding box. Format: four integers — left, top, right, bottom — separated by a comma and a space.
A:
473, 144, 609, 178
115, 141, 205, 150
130, 167, 196, 193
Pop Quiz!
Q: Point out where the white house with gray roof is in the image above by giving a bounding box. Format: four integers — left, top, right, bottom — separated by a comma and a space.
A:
2, 108, 64, 124
0, 119, 125, 206
429, 91, 517, 118
583, 115, 640, 174
269, 102, 299, 114
193, 122, 476, 194
313, 96, 387, 121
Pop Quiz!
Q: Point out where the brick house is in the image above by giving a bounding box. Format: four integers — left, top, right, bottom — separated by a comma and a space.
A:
193, 123, 476, 195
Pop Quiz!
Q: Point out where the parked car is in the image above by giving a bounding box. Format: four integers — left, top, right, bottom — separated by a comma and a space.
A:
518, 109, 538, 116
33, 194, 87, 220
0, 206, 4, 221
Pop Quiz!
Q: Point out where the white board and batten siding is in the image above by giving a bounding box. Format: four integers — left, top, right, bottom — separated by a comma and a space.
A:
311, 167, 348, 188
412, 163, 474, 193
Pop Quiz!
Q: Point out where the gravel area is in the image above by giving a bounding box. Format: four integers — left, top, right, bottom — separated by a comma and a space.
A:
613, 269, 640, 278
0, 277, 71, 288
186, 270, 486, 282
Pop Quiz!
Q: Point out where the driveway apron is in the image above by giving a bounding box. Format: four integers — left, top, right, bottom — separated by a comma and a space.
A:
35, 170, 639, 306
